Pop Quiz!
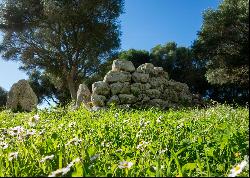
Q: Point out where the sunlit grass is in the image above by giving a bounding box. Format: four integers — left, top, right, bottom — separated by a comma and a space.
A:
0, 104, 249, 177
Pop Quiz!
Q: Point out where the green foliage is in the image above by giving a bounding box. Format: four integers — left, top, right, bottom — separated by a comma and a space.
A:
150, 42, 209, 95
0, 86, 7, 108
0, 104, 249, 176
0, 0, 124, 100
192, 0, 249, 86
119, 49, 150, 68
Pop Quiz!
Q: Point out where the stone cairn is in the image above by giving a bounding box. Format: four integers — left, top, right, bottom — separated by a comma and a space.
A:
6, 79, 38, 112
77, 59, 195, 110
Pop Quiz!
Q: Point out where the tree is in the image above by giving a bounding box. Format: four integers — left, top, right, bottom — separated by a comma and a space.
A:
119, 49, 150, 68
0, 86, 7, 107
192, 0, 249, 86
0, 0, 124, 101
150, 42, 210, 96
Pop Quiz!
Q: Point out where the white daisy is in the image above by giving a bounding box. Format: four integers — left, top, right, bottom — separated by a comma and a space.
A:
40, 154, 55, 163
90, 154, 100, 162
8, 152, 18, 161
0, 141, 8, 149
228, 160, 248, 177
118, 161, 133, 169
8, 126, 25, 136
65, 137, 82, 146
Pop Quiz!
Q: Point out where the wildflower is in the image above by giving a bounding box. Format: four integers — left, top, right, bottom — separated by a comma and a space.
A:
8, 152, 18, 161
114, 113, 119, 118
8, 126, 25, 136
228, 159, 248, 177
48, 167, 71, 177
39, 129, 45, 135
136, 130, 143, 138
118, 161, 133, 169
159, 147, 168, 154
0, 141, 8, 149
234, 152, 241, 158
90, 154, 100, 162
40, 154, 55, 163
48, 158, 80, 177
68, 122, 76, 128
116, 149, 122, 152
65, 137, 82, 146
136, 140, 149, 150
29, 114, 40, 127
26, 129, 36, 136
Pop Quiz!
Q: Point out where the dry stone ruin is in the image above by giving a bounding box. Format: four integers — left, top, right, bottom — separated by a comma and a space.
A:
86, 59, 194, 110
6, 79, 38, 112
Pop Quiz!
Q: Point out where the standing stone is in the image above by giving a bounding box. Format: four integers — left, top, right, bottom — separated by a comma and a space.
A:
112, 59, 136, 72
92, 81, 110, 96
6, 79, 38, 112
75, 83, 91, 109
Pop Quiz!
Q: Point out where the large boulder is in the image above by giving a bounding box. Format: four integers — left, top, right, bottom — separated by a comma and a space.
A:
118, 94, 137, 104
92, 81, 110, 96
91, 94, 106, 107
110, 82, 130, 95
131, 72, 149, 83
136, 63, 155, 74
75, 83, 92, 109
131, 83, 151, 96
107, 95, 120, 106
103, 71, 131, 83
112, 59, 136, 72
6, 79, 38, 112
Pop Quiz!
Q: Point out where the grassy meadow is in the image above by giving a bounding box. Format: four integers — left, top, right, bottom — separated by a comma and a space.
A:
0, 103, 249, 177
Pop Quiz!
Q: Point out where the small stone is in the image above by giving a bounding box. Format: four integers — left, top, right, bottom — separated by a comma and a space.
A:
75, 83, 91, 109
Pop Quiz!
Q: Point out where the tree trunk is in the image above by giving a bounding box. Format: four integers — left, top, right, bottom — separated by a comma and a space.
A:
67, 74, 77, 101
67, 71, 77, 101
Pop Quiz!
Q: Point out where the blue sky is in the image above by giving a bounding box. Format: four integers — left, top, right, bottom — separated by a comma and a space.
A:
0, 0, 221, 92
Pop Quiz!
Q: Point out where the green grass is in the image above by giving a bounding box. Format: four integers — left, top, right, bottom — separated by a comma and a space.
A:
0, 104, 249, 177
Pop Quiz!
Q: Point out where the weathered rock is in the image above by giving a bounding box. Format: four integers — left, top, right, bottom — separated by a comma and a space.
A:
146, 89, 161, 99
163, 89, 179, 102
136, 63, 155, 74
91, 94, 106, 107
132, 72, 149, 83
118, 94, 137, 104
148, 99, 168, 109
92, 81, 110, 96
110, 82, 130, 95
149, 77, 168, 92
107, 95, 120, 106
112, 59, 135, 72
6, 79, 38, 112
130, 83, 151, 96
103, 71, 131, 83
75, 83, 92, 109
151, 67, 169, 79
